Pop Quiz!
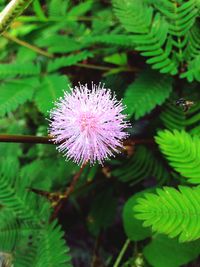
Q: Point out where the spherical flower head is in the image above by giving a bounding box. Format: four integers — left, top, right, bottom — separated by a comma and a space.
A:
49, 83, 130, 165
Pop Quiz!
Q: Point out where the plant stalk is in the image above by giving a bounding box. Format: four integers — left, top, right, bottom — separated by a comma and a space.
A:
50, 161, 88, 221
113, 239, 130, 267
3, 32, 54, 58
0, 0, 33, 33
0, 134, 53, 144
0, 134, 154, 145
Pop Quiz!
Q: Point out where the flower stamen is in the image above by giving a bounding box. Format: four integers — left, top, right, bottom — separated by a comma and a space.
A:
49, 83, 131, 165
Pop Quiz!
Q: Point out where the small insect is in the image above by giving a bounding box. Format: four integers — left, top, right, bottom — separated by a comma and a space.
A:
175, 98, 194, 112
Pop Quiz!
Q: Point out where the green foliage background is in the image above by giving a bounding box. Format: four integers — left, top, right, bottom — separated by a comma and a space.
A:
1, 0, 200, 266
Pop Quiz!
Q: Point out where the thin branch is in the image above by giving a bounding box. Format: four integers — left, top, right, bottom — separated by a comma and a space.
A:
123, 138, 154, 145
0, 134, 154, 145
0, 0, 33, 34
113, 239, 130, 267
18, 15, 109, 23
76, 63, 113, 71
3, 33, 137, 72
2, 32, 54, 58
91, 233, 105, 267
50, 161, 88, 221
0, 134, 54, 144
65, 161, 88, 199
76, 63, 138, 72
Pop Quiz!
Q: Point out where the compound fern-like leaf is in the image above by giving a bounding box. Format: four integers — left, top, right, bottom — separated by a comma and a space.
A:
155, 129, 200, 184
34, 74, 70, 115
33, 221, 72, 267
83, 34, 135, 47
181, 55, 200, 82
0, 173, 50, 223
113, 0, 152, 34
112, 0, 178, 74
0, 78, 38, 117
124, 69, 172, 119
0, 62, 40, 78
112, 145, 168, 185
160, 100, 200, 136
134, 186, 200, 242
47, 51, 93, 72
112, 0, 200, 79
0, 211, 39, 267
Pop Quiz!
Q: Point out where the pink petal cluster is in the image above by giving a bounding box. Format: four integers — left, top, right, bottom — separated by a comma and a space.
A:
49, 83, 130, 165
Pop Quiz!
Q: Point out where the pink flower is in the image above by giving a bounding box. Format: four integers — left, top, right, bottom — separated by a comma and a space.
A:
49, 83, 130, 165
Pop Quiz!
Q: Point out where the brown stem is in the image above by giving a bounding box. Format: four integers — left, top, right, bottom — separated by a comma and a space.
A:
50, 161, 88, 221
0, 134, 154, 145
91, 232, 105, 267
76, 63, 138, 72
123, 138, 154, 145
2, 33, 138, 73
0, 134, 54, 144
65, 161, 88, 198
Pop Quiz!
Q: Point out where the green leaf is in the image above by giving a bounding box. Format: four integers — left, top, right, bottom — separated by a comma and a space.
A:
48, 0, 70, 17
33, 221, 72, 267
104, 53, 127, 65
112, 0, 152, 33
0, 173, 50, 223
112, 145, 168, 185
37, 35, 84, 54
84, 34, 135, 47
0, 78, 37, 117
67, 0, 93, 17
159, 99, 200, 136
34, 74, 70, 115
20, 157, 79, 191
0, 211, 39, 264
0, 122, 24, 180
33, 0, 47, 20
134, 186, 200, 242
47, 51, 93, 72
123, 191, 152, 241
144, 235, 200, 267
181, 55, 200, 82
155, 129, 200, 184
112, 0, 200, 76
0, 62, 40, 78
124, 69, 172, 119
16, 47, 37, 63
